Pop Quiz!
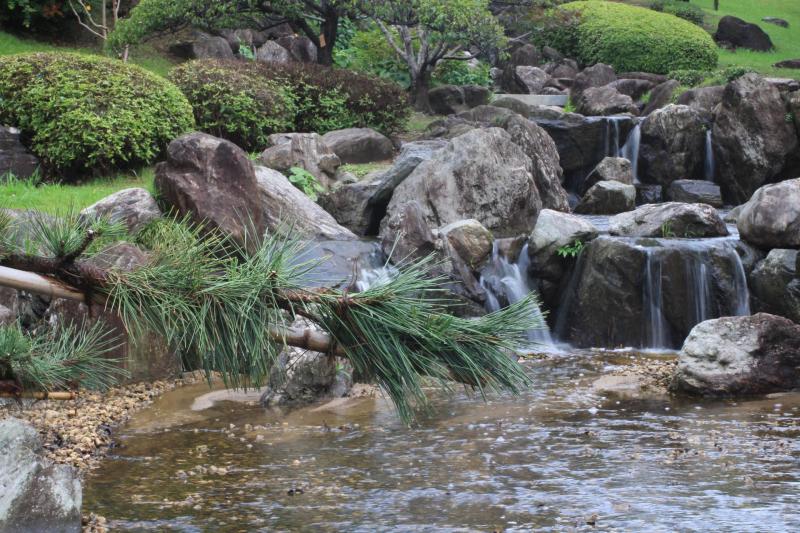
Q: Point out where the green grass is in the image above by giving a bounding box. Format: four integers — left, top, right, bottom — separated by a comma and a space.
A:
0, 31, 175, 77
340, 162, 392, 179
622, 0, 800, 79
0, 168, 155, 214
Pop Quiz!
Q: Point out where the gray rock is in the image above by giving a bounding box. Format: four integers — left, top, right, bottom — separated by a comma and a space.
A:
775, 59, 800, 70
574, 181, 636, 215
582, 156, 633, 195
570, 63, 616, 102
429, 85, 467, 115
545, 58, 579, 79
737, 178, 800, 249
320, 128, 394, 164
671, 314, 800, 396
155, 133, 266, 249
749, 249, 800, 323
370, 140, 448, 209
642, 79, 680, 116
275, 35, 317, 62
610, 202, 728, 238
0, 304, 13, 325
542, 46, 563, 62
575, 86, 638, 116
0, 418, 82, 533
618, 72, 669, 85
608, 78, 655, 101
169, 30, 234, 60
666, 179, 723, 208
0, 126, 39, 179
723, 204, 743, 224
383, 128, 541, 238
515, 66, 550, 94
256, 41, 291, 63
639, 104, 707, 185
440, 219, 493, 268
762, 17, 789, 28
713, 74, 798, 204
319, 179, 379, 236
260, 133, 340, 188
254, 165, 355, 240
218, 28, 260, 51
528, 209, 599, 280
80, 188, 161, 234
675, 85, 725, 113
635, 183, 663, 205
714, 15, 774, 51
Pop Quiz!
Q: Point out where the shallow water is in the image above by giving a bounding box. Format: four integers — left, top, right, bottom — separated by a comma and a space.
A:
84, 352, 800, 532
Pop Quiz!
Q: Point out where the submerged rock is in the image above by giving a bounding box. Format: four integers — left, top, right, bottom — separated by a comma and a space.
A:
737, 178, 800, 249
609, 202, 728, 238
671, 314, 800, 395
0, 418, 82, 533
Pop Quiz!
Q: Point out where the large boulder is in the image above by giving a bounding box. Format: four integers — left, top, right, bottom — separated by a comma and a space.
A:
608, 78, 655, 101
439, 219, 493, 268
570, 63, 616, 102
671, 314, 800, 395
515, 66, 550, 94
581, 156, 633, 196
254, 165, 355, 240
0, 419, 82, 533
575, 86, 638, 116
713, 74, 798, 204
775, 59, 800, 70
737, 178, 800, 249
749, 249, 800, 323
498, 114, 570, 212
641, 79, 680, 116
714, 16, 774, 51
501, 44, 543, 92
382, 128, 542, 237
256, 41, 291, 63
80, 188, 161, 234
610, 202, 728, 238
639, 104, 707, 185
259, 133, 341, 188
574, 181, 636, 215
528, 209, 599, 280
155, 133, 266, 247
320, 128, 394, 164
169, 30, 234, 60
0, 126, 39, 179
275, 35, 317, 62
666, 180, 723, 208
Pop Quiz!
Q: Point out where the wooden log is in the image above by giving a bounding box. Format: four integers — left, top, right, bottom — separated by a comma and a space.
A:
0, 391, 78, 400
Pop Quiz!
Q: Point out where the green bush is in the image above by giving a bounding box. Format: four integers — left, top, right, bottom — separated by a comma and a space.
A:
0, 52, 194, 179
649, 0, 704, 26
170, 60, 297, 152
539, 1, 718, 74
256, 61, 410, 135
667, 68, 711, 87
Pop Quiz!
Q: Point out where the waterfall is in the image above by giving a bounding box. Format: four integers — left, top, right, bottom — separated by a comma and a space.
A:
620, 123, 641, 182
703, 129, 715, 182
605, 117, 622, 157
639, 238, 750, 350
479, 243, 554, 348
355, 262, 398, 291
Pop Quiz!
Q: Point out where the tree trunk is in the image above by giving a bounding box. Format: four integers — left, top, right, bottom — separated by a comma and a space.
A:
316, 7, 338, 66
411, 70, 433, 113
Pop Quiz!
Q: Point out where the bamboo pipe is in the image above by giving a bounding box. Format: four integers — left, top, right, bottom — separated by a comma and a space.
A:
0, 391, 78, 400
0, 265, 343, 355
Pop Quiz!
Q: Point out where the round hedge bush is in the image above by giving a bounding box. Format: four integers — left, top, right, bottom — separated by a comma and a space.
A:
170, 60, 298, 153
0, 53, 194, 178
549, 1, 718, 74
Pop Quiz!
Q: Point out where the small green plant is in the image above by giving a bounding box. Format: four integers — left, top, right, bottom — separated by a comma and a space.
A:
785, 113, 794, 123
563, 97, 576, 114
556, 239, 585, 258
238, 42, 255, 61
660, 221, 675, 238
288, 167, 324, 201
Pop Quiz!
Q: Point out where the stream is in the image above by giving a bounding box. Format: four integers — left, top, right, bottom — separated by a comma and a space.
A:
84, 351, 800, 532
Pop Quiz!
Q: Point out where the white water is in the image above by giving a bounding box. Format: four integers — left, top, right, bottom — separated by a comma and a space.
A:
479, 243, 554, 348
703, 129, 715, 182
355, 263, 398, 291
620, 123, 641, 182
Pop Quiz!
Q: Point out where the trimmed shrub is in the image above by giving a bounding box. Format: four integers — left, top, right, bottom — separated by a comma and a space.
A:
249, 61, 409, 135
539, 1, 718, 74
649, 0, 704, 26
170, 60, 297, 152
667, 69, 711, 87
0, 52, 194, 178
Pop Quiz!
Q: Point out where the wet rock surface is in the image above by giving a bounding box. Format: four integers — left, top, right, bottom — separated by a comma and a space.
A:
639, 105, 707, 186
574, 181, 636, 215
749, 249, 800, 323
609, 202, 728, 238
737, 178, 800, 249
666, 180, 723, 208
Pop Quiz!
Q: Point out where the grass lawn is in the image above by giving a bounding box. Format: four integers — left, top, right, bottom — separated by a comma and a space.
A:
0, 31, 174, 77
1, 168, 155, 214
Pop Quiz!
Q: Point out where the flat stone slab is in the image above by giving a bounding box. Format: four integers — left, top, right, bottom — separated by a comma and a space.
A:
494, 93, 568, 107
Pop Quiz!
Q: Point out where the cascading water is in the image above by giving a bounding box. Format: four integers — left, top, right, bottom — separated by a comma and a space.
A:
605, 117, 622, 157
479, 243, 554, 348
620, 123, 641, 182
703, 129, 715, 182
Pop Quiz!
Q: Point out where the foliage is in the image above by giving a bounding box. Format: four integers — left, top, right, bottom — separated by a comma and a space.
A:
667, 68, 711, 87
340, 162, 391, 179
556, 239, 585, 258
540, 1, 718, 74
170, 60, 296, 152
433, 59, 492, 87
0, 53, 194, 179
0, 321, 126, 391
649, 0, 705, 25
255, 60, 409, 134
238, 42, 255, 60
287, 167, 325, 201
